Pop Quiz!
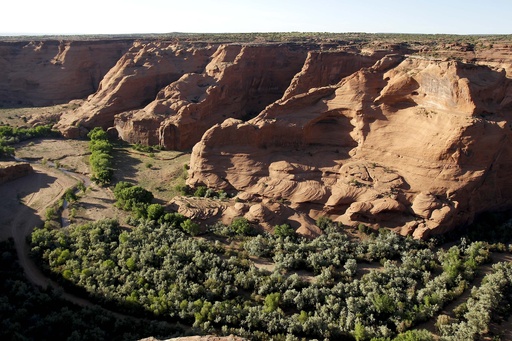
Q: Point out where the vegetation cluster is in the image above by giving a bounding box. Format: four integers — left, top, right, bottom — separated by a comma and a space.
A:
0, 124, 56, 157
0, 239, 187, 340
29, 202, 512, 340
88, 127, 114, 185
2, 32, 511, 46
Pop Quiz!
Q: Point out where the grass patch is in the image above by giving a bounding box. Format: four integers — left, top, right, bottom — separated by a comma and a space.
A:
112, 146, 190, 202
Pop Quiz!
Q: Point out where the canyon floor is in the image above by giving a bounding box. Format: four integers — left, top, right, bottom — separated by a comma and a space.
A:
2, 104, 512, 340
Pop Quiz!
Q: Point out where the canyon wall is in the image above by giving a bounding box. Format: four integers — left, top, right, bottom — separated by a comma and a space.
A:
58, 41, 218, 138
187, 55, 512, 238
3, 37, 512, 236
114, 43, 312, 150
0, 39, 133, 107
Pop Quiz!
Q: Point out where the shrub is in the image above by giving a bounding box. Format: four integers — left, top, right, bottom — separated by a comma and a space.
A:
316, 216, 333, 230
193, 186, 207, 197
174, 183, 190, 195
113, 181, 154, 212
88, 127, 113, 185
45, 207, 58, 221
180, 219, 200, 236
76, 181, 86, 193
230, 217, 252, 235
132, 142, 154, 153
274, 223, 296, 238
63, 188, 77, 202
87, 127, 108, 141
147, 203, 164, 221
393, 329, 433, 341
264, 292, 281, 312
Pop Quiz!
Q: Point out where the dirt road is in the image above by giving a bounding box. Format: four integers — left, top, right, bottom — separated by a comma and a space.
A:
0, 164, 94, 306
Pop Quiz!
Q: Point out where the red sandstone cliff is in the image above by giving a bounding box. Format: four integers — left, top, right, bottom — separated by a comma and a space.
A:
57, 41, 217, 138
114, 43, 310, 150
188, 55, 512, 238
0, 40, 132, 107
0, 162, 33, 184
4, 36, 512, 236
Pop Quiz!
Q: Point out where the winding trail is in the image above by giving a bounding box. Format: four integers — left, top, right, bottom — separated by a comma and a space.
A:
2, 161, 183, 325
7, 164, 94, 306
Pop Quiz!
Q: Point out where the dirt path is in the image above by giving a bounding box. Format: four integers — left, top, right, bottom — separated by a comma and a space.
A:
0, 163, 140, 315
2, 164, 93, 306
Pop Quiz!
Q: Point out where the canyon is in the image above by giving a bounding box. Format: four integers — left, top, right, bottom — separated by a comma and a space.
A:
2, 35, 512, 238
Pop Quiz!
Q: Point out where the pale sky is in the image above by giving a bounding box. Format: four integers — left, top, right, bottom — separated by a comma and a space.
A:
2, 0, 511, 35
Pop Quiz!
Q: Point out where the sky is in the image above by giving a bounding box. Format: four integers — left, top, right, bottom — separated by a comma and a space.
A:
2, 0, 511, 36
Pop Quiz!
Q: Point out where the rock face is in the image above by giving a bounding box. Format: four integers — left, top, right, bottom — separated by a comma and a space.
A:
0, 162, 33, 184
188, 55, 512, 238
57, 41, 217, 138
114, 43, 310, 149
0, 40, 132, 107
281, 50, 379, 101
4, 36, 512, 237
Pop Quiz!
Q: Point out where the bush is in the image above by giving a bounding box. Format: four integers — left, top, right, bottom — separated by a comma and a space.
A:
87, 127, 108, 141
147, 203, 164, 221
0, 141, 15, 157
230, 217, 252, 235
316, 216, 333, 230
63, 188, 77, 202
393, 329, 433, 341
274, 223, 296, 238
132, 142, 154, 153
45, 207, 58, 221
174, 183, 190, 195
193, 186, 207, 197
88, 128, 113, 185
113, 181, 154, 213
264, 292, 281, 312
76, 181, 86, 193
180, 219, 200, 236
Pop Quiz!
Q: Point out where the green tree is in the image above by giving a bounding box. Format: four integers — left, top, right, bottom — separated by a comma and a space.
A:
88, 127, 113, 185
193, 186, 207, 197
353, 322, 367, 341
147, 203, 164, 221
316, 216, 333, 230
89, 139, 112, 153
114, 182, 154, 211
230, 217, 252, 235
180, 219, 200, 236
63, 188, 77, 202
274, 223, 296, 238
264, 292, 281, 312
393, 329, 433, 341
87, 127, 109, 141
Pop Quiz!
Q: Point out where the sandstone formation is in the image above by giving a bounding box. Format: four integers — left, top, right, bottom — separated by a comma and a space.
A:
57, 41, 217, 138
114, 44, 310, 150
188, 55, 512, 238
281, 50, 382, 101
0, 162, 33, 185
0, 40, 132, 107
4, 35, 512, 237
